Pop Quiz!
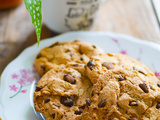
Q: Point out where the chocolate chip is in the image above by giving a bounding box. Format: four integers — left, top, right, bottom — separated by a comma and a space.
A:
92, 45, 96, 48
63, 99, 73, 107
119, 76, 125, 81
49, 41, 60, 48
36, 96, 39, 99
60, 96, 74, 107
86, 100, 91, 107
139, 83, 149, 93
53, 103, 60, 108
75, 108, 83, 115
36, 54, 42, 59
102, 62, 113, 69
100, 86, 103, 91
87, 61, 95, 70
60, 96, 67, 103
80, 56, 83, 61
98, 99, 106, 108
157, 83, 160, 87
73, 64, 79, 67
44, 98, 50, 103
91, 91, 94, 96
36, 86, 42, 91
129, 118, 137, 120
129, 101, 138, 106
52, 113, 55, 119
41, 65, 46, 70
79, 45, 83, 54
64, 74, 76, 84
65, 49, 70, 53
75, 111, 82, 115
156, 103, 160, 109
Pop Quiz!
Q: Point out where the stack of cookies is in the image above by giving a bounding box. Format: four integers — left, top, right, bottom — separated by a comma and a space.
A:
34, 40, 160, 120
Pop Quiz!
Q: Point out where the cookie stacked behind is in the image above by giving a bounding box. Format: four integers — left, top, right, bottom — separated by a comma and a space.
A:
35, 40, 104, 76
34, 41, 160, 120
34, 40, 104, 120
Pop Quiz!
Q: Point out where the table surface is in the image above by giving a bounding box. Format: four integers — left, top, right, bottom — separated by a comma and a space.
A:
0, 0, 160, 74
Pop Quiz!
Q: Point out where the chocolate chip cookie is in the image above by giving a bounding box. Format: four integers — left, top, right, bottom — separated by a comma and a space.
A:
35, 40, 104, 76
82, 53, 160, 120
34, 43, 160, 120
34, 66, 93, 120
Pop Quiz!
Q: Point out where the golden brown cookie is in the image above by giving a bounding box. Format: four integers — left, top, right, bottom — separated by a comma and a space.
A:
34, 66, 93, 120
34, 49, 160, 120
35, 40, 104, 76
82, 53, 160, 120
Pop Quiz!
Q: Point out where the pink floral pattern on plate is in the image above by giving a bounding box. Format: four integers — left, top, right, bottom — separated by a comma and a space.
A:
155, 72, 160, 80
9, 64, 39, 98
112, 38, 127, 55
152, 64, 160, 80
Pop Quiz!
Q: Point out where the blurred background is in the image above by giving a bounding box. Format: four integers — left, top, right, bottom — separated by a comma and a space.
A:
0, 0, 160, 74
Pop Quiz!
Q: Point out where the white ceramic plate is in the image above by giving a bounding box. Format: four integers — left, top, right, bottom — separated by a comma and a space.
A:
0, 31, 160, 120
